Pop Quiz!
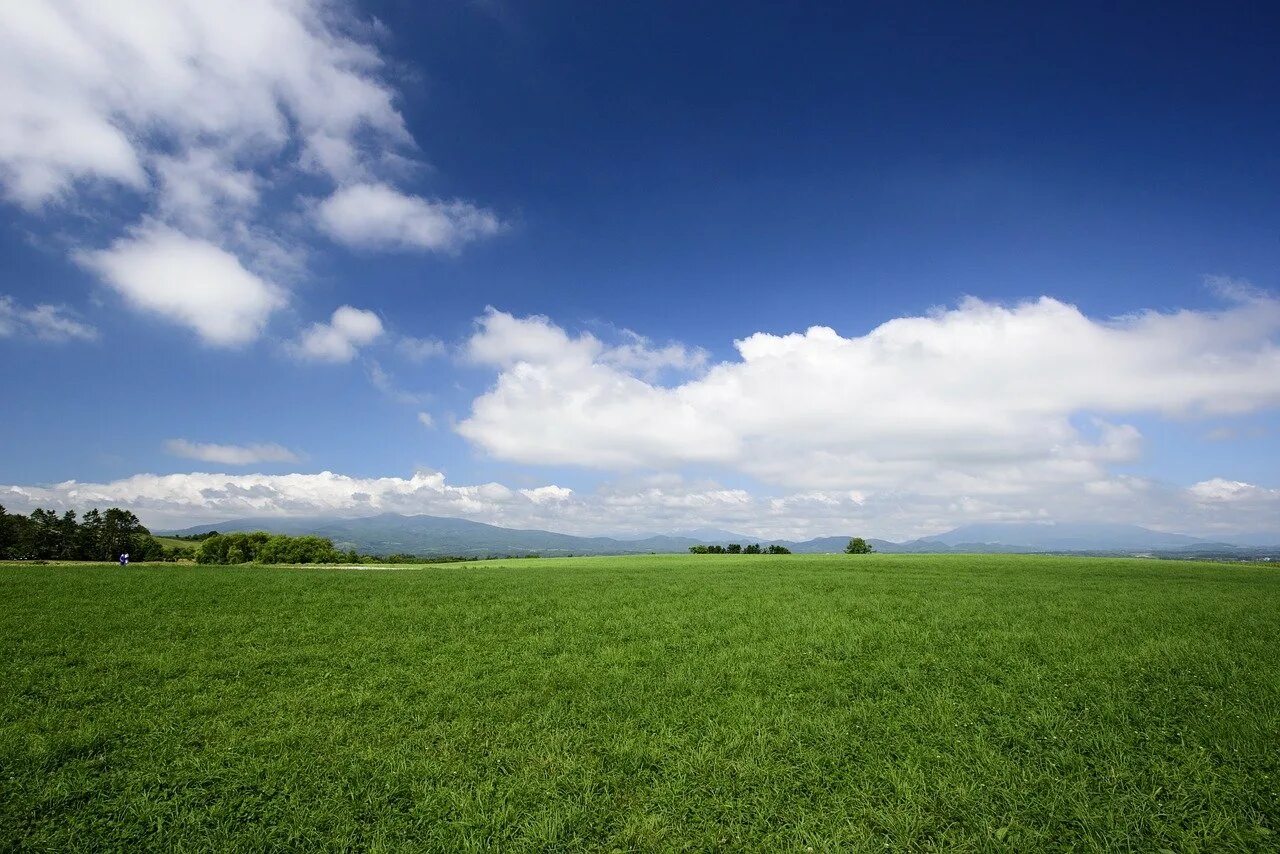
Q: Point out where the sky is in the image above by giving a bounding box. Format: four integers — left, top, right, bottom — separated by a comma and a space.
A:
1, 0, 1279, 540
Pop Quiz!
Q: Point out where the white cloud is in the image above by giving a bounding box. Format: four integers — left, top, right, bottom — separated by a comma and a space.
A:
520, 485, 574, 504
417, 411, 435, 428
0, 295, 98, 342
398, 335, 447, 362
153, 148, 259, 234
1188, 478, 1280, 504
600, 330, 709, 379
165, 439, 301, 466
465, 308, 593, 367
291, 305, 383, 363
0, 470, 575, 531
0, 0, 405, 208
0, 1, 499, 342
2, 468, 1276, 542
76, 224, 286, 347
465, 308, 708, 375
458, 294, 1280, 495
315, 183, 503, 252
367, 359, 427, 404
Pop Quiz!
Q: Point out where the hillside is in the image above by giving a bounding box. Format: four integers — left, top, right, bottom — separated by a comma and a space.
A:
161, 514, 1278, 558
164, 513, 705, 557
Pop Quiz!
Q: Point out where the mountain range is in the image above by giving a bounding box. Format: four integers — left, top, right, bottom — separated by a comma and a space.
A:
161, 515, 1279, 558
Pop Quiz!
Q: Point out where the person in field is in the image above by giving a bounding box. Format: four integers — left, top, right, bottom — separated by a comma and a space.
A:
119, 552, 129, 567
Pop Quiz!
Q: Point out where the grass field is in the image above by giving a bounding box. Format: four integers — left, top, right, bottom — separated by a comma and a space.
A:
2, 554, 1277, 851
150, 535, 197, 549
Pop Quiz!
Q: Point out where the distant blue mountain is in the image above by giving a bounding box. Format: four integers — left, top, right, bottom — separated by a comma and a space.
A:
162, 514, 1276, 557
164, 513, 706, 557
910, 522, 1206, 551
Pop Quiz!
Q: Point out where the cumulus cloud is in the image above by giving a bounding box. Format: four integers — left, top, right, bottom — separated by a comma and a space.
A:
0, 295, 98, 342
458, 294, 1280, 495
1, 468, 1276, 541
0, 1, 499, 342
291, 305, 384, 363
0, 0, 404, 208
466, 308, 708, 374
417, 411, 435, 428
165, 439, 301, 466
76, 224, 286, 346
314, 183, 504, 252
600, 329, 709, 378
1188, 478, 1280, 504
0, 470, 577, 531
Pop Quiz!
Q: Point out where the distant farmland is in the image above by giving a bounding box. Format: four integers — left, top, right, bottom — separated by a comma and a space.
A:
2, 554, 1276, 850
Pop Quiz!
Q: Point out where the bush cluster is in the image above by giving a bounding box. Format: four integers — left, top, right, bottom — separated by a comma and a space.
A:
196, 532, 355, 565
688, 543, 792, 554
194, 532, 482, 565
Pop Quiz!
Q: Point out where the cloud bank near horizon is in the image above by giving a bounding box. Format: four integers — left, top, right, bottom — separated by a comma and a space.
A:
2, 468, 1277, 542
3, 290, 1276, 538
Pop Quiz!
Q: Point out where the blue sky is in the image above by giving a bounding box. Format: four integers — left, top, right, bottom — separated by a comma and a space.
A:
1, 1, 1278, 538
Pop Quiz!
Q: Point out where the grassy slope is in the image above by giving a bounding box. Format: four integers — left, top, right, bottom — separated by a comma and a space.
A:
150, 535, 196, 549
1, 554, 1276, 851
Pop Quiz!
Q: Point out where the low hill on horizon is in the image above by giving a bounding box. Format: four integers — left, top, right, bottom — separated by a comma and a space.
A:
163, 513, 706, 557
160, 514, 1278, 558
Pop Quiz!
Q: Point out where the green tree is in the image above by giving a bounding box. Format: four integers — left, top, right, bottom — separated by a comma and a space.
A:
78, 508, 105, 560
55, 511, 79, 559
5, 512, 36, 559
845, 537, 874, 554
101, 508, 147, 560
28, 509, 60, 559
197, 533, 229, 564
133, 535, 167, 562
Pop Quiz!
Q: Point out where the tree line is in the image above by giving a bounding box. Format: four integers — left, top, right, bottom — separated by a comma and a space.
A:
194, 532, 482, 565
688, 543, 792, 554
688, 538, 875, 555
0, 505, 179, 561
0, 507, 518, 566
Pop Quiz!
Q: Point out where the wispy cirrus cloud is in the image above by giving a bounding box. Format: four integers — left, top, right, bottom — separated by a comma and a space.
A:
0, 295, 98, 342
367, 359, 429, 406
164, 439, 301, 466
397, 335, 447, 362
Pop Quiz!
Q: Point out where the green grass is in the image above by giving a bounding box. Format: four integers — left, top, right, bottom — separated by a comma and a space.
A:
1, 554, 1277, 851
150, 535, 196, 549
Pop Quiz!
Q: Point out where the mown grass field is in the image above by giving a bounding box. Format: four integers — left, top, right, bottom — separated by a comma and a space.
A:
2, 554, 1277, 851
